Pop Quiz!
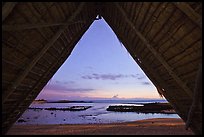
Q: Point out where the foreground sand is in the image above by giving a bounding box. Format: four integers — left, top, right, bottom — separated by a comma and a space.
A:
7, 118, 193, 135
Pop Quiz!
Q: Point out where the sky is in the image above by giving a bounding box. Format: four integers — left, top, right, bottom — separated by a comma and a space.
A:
36, 18, 163, 101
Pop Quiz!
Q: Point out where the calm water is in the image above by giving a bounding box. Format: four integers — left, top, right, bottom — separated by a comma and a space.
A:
15, 99, 180, 125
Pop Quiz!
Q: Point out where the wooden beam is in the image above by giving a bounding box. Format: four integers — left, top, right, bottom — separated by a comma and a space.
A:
185, 64, 202, 131
174, 2, 202, 28
2, 2, 17, 22
114, 2, 193, 98
2, 21, 85, 31
2, 2, 86, 104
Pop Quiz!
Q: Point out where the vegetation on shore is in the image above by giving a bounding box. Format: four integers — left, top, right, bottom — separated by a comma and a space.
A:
106, 102, 176, 114
45, 106, 92, 111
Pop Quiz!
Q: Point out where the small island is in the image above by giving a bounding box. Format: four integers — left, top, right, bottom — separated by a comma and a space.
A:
106, 102, 176, 114
32, 99, 47, 103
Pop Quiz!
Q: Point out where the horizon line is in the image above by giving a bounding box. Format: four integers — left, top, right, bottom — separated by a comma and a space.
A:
35, 97, 165, 101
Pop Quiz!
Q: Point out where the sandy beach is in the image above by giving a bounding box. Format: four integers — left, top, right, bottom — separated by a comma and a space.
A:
7, 118, 193, 135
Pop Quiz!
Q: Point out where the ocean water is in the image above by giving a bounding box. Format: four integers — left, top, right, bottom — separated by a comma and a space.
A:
14, 99, 180, 125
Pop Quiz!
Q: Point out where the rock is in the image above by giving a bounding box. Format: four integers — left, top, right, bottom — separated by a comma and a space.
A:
17, 119, 26, 123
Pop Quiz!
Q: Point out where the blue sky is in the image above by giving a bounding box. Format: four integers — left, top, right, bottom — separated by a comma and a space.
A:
36, 18, 162, 100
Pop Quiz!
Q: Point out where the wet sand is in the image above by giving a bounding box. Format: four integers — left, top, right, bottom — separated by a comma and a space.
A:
6, 118, 194, 135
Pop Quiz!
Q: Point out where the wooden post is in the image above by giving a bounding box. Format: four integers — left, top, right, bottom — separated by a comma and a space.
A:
2, 2, 86, 104
174, 2, 202, 28
114, 2, 193, 98
2, 2, 17, 22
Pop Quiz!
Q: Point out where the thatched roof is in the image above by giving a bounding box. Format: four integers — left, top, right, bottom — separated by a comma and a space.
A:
2, 2, 202, 135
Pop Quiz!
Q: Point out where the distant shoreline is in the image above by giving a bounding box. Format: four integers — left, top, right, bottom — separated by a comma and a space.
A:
47, 100, 93, 103
33, 98, 167, 104
33, 99, 93, 104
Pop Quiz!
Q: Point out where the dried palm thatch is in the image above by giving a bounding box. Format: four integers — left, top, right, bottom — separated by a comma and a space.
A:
2, 2, 202, 135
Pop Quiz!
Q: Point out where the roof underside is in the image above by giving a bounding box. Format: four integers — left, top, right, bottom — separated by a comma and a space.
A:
2, 2, 202, 135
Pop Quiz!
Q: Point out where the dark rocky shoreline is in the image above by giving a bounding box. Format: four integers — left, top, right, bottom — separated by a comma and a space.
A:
28, 106, 92, 111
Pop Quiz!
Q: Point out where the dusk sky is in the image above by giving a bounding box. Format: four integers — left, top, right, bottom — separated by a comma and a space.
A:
36, 18, 162, 100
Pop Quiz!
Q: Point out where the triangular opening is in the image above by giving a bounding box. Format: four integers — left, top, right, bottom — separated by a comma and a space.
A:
3, 3, 201, 135
13, 17, 180, 126
36, 17, 162, 101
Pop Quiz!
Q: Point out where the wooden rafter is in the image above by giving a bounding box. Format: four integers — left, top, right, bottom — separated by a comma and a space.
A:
173, 2, 202, 28
2, 2, 17, 22
2, 21, 85, 31
114, 2, 193, 98
2, 2, 86, 104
